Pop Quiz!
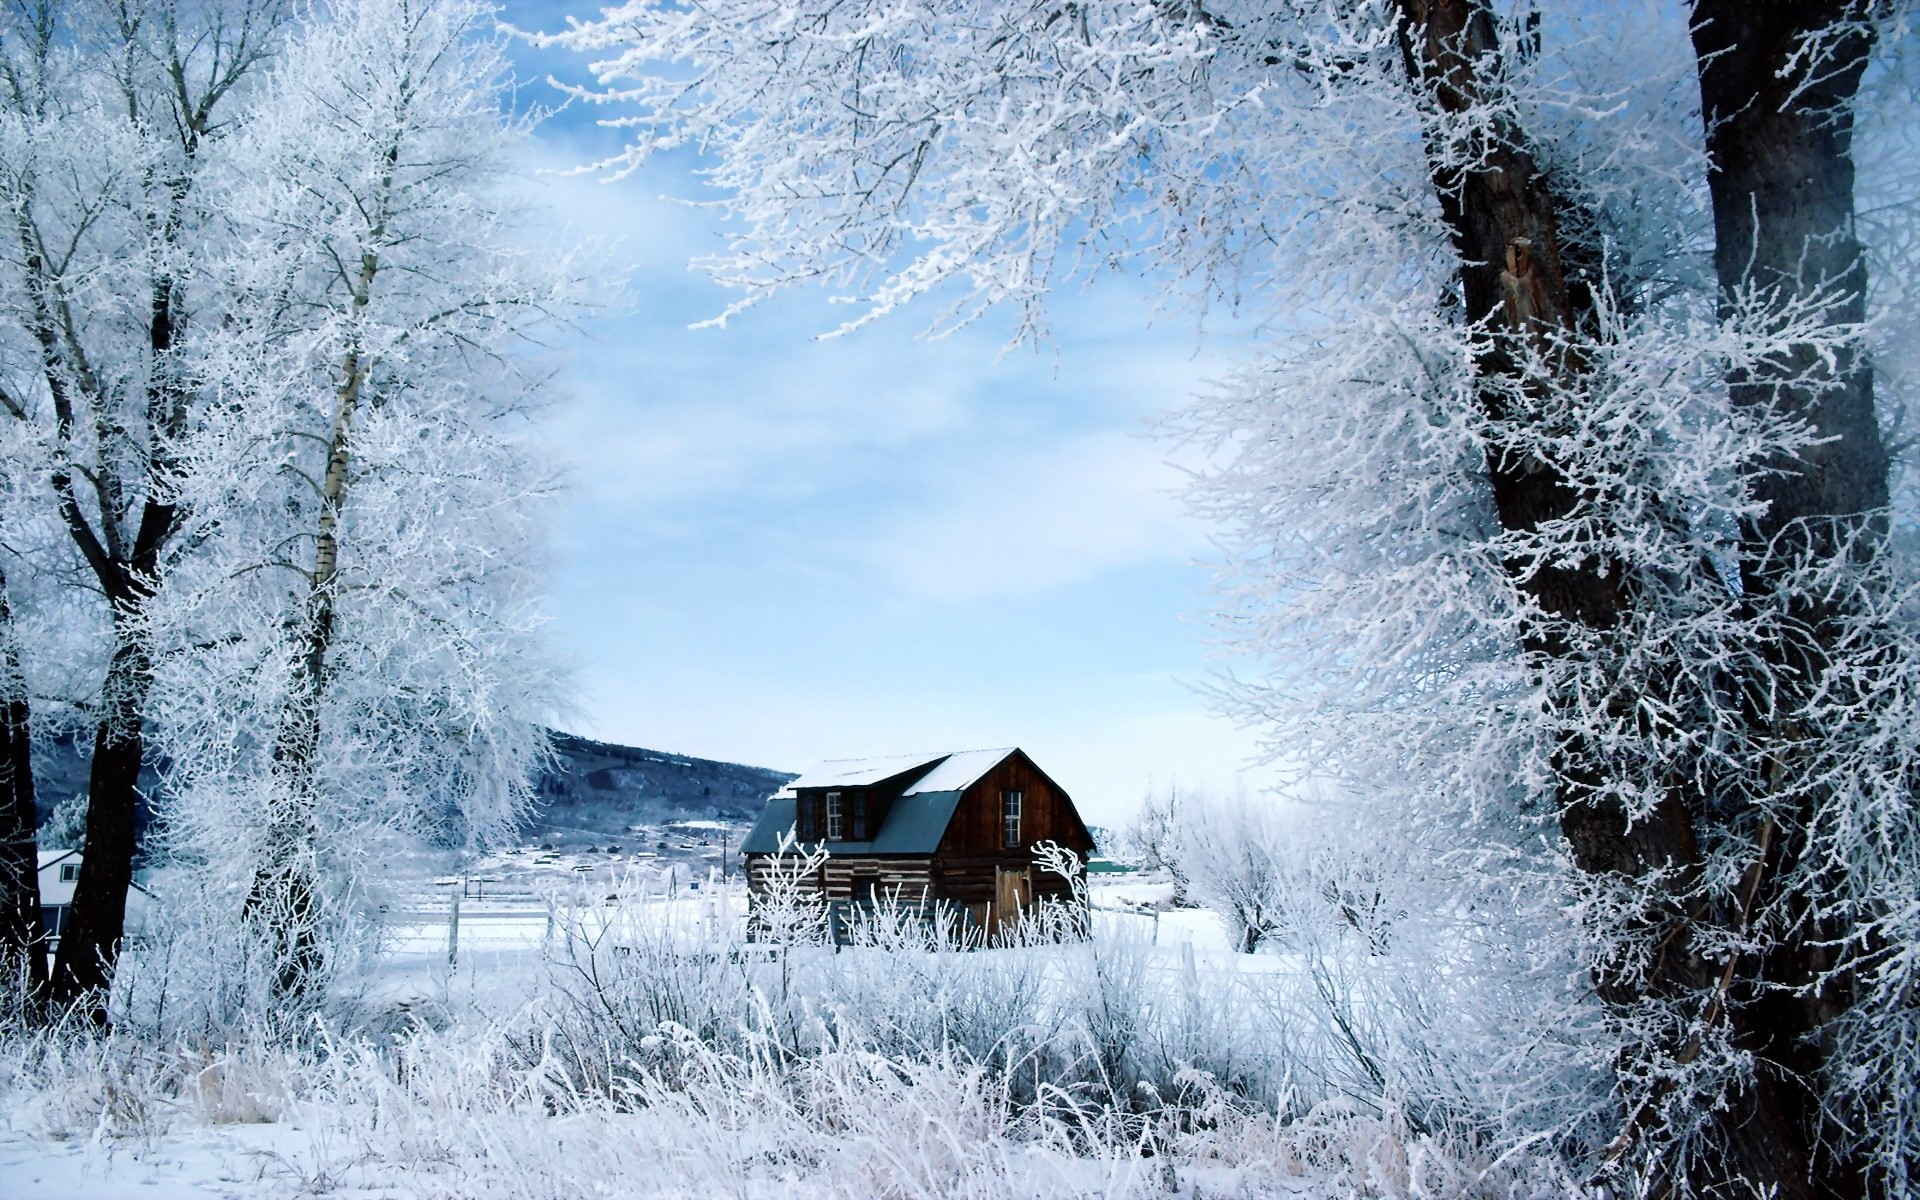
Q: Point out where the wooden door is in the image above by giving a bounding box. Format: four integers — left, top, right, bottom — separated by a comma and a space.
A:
992, 866, 1030, 938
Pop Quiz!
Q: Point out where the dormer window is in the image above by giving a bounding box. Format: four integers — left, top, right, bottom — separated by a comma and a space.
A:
1002, 790, 1022, 849
826, 791, 843, 840
59, 862, 81, 883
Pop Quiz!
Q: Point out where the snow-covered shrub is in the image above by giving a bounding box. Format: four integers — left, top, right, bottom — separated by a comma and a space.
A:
1154, 792, 1612, 1160
0, 994, 1584, 1198
540, 874, 758, 1092
105, 868, 382, 1045
1168, 787, 1292, 954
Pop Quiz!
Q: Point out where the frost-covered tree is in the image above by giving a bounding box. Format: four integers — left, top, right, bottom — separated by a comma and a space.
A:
1120, 783, 1188, 904
3, 0, 575, 1008
541, 2, 1918, 1194
0, 0, 292, 1006
1167, 786, 1283, 953
146, 0, 576, 993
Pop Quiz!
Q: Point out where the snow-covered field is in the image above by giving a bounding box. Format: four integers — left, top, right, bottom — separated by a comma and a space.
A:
0, 875, 1569, 1199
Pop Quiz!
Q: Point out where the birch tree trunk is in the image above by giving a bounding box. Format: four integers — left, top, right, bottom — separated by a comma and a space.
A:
243, 316, 368, 996
243, 141, 390, 997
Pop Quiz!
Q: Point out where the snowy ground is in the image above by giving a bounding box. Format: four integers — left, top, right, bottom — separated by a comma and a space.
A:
0, 877, 1427, 1199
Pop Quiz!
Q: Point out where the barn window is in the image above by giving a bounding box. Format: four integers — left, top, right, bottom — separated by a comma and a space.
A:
851, 792, 869, 840
59, 863, 80, 883
1002, 790, 1022, 848
826, 792, 843, 840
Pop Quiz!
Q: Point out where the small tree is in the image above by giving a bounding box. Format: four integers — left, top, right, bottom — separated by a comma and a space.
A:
1170, 787, 1285, 954
1121, 783, 1189, 905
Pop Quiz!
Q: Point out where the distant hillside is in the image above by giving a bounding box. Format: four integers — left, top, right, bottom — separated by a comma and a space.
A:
31, 727, 793, 851
527, 732, 794, 849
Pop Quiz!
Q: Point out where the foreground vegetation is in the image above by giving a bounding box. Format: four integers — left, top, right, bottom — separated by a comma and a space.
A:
1, 866, 1586, 1198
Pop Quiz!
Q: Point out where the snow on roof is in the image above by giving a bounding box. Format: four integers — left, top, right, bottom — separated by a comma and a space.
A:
786, 747, 1019, 795
901, 748, 1015, 795
786, 753, 946, 791
742, 748, 1041, 857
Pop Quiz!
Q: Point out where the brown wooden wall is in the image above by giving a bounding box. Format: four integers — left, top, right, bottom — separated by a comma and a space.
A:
933, 750, 1092, 863
745, 854, 931, 904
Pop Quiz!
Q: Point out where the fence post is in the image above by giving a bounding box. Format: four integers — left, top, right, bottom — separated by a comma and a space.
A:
447, 881, 462, 968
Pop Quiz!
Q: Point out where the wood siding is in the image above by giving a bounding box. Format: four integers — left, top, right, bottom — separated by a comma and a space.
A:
745, 853, 931, 904
933, 751, 1091, 932
932, 750, 1092, 864
748, 749, 1093, 939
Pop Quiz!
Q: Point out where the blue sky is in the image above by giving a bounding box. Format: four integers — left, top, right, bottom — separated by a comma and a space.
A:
503, 7, 1276, 827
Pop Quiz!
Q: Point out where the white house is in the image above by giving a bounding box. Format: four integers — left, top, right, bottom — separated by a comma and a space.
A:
37, 849, 153, 946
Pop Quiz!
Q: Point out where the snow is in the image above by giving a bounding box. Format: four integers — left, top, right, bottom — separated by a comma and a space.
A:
0, 1123, 320, 1200
0, 875, 1386, 1198
899, 747, 1015, 795
784, 752, 944, 789
780, 747, 1019, 797
0, 1114, 1332, 1199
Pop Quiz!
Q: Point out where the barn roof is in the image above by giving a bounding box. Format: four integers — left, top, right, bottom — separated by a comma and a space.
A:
740, 791, 966, 856
785, 753, 945, 791
784, 747, 1015, 796
742, 747, 1022, 856
903, 748, 1013, 794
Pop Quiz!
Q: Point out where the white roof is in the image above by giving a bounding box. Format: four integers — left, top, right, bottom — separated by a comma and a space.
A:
786, 753, 946, 791
901, 748, 1014, 795
38, 848, 78, 869
787, 747, 1017, 795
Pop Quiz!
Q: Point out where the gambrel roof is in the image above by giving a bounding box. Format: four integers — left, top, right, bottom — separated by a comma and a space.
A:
742, 747, 1021, 856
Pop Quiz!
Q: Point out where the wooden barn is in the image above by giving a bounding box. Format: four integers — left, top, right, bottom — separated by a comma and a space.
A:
740, 747, 1095, 938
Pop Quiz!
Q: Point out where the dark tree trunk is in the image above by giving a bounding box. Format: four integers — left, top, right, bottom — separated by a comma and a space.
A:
0, 567, 47, 1009
1396, 2, 1863, 1195
1687, 4, 1887, 1196
47, 625, 152, 1012
1693, 2, 1887, 552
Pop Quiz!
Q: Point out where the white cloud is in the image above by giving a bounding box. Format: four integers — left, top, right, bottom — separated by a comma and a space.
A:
860, 430, 1208, 602
548, 339, 977, 517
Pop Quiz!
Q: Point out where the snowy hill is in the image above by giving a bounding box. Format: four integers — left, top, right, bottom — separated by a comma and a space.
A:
525, 731, 794, 851
30, 728, 794, 855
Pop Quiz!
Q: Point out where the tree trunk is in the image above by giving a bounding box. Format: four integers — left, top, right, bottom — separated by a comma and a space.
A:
46, 623, 152, 1013
245, 238, 380, 998
0, 566, 47, 1010
244, 351, 359, 997
1693, 2, 1888, 553
1395, 2, 1849, 1194
1687, 4, 1886, 1195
